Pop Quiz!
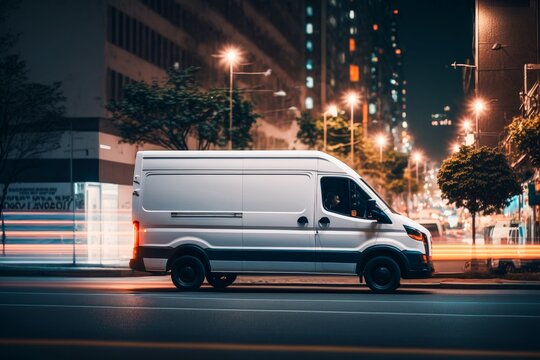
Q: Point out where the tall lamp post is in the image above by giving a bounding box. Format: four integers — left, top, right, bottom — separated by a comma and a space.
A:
413, 152, 422, 182
223, 48, 240, 150
345, 92, 359, 162
473, 99, 485, 148
375, 134, 387, 162
323, 104, 338, 152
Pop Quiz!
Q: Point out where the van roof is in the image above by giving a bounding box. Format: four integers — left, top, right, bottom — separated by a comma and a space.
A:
138, 150, 360, 179
139, 150, 334, 159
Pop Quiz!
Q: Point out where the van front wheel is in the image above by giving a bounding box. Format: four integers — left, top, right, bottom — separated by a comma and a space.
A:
363, 256, 401, 293
171, 256, 205, 290
206, 273, 237, 289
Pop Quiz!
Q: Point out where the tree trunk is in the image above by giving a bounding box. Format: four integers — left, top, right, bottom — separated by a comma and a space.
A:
472, 211, 476, 246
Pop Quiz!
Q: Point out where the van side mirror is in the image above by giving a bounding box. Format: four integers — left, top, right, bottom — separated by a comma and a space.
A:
366, 199, 391, 223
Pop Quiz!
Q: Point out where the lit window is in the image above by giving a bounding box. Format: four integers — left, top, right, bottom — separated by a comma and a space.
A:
390, 79, 398, 86
402, 112, 407, 118
306, 23, 313, 34
392, 90, 398, 102
402, 121, 408, 128
306, 76, 314, 88
371, 53, 378, 63
306, 59, 313, 70
306, 41, 313, 51
395, 49, 401, 55
372, 24, 379, 31
306, 6, 313, 16
349, 10, 355, 19
369, 103, 376, 114
305, 97, 314, 109
349, 38, 356, 52
349, 27, 356, 35
393, 9, 399, 15
350, 65, 359, 82
339, 52, 346, 64
330, 78, 335, 87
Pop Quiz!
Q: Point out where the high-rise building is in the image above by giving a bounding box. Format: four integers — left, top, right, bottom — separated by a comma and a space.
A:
476, 0, 539, 147
1, 0, 305, 264
303, 0, 406, 148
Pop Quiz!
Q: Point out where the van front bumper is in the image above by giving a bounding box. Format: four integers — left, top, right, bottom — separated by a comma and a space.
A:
402, 251, 434, 279
129, 255, 146, 272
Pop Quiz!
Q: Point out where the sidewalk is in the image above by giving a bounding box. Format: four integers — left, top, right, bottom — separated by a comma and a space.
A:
2, 264, 540, 289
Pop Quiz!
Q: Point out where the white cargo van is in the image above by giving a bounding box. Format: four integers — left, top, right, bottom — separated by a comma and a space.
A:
129, 151, 433, 293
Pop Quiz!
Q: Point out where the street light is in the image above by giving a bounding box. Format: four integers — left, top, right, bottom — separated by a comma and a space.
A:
345, 91, 360, 162
473, 98, 485, 148
220, 46, 242, 150
413, 152, 422, 182
463, 119, 472, 133
323, 104, 338, 152
375, 134, 387, 162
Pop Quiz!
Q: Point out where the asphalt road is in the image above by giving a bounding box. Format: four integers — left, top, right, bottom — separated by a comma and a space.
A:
1, 276, 540, 360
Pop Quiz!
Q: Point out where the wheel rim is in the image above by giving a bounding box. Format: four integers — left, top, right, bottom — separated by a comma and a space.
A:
179, 266, 196, 283
372, 266, 392, 286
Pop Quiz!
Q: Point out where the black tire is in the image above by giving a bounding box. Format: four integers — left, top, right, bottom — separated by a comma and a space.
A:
363, 256, 401, 293
170, 255, 206, 290
206, 273, 237, 289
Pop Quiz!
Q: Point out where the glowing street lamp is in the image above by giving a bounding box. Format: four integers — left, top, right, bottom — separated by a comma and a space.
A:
473, 98, 485, 148
463, 119, 472, 133
323, 104, 338, 152
220, 46, 242, 150
345, 91, 360, 162
413, 152, 422, 181
375, 134, 387, 162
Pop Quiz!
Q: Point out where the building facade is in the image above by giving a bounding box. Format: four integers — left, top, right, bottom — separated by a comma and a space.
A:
1, 0, 305, 264
303, 0, 407, 148
475, 0, 540, 243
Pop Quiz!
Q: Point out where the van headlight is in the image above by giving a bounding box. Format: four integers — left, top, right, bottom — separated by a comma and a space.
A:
404, 225, 424, 242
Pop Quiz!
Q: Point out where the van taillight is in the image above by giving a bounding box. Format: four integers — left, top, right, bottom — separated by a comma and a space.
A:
132, 221, 140, 259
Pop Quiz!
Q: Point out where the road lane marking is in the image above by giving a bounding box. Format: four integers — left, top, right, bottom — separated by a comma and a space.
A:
0, 303, 539, 318
2, 291, 540, 307
0, 338, 539, 358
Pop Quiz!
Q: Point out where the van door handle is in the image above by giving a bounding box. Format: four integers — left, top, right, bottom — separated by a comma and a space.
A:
297, 216, 309, 225
318, 217, 330, 225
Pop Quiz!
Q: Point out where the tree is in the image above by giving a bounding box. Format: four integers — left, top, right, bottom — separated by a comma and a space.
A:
107, 66, 259, 150
507, 114, 540, 169
437, 146, 520, 245
0, 6, 65, 254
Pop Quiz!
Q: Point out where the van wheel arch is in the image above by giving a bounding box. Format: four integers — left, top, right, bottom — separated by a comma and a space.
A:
166, 245, 211, 273
357, 246, 406, 278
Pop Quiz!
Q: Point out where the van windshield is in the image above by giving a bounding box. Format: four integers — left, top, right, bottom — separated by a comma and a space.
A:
359, 178, 399, 214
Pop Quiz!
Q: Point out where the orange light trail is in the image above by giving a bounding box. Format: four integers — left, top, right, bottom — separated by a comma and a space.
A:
432, 244, 540, 261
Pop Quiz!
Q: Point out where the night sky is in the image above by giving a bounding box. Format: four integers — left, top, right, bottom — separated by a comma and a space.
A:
399, 0, 474, 162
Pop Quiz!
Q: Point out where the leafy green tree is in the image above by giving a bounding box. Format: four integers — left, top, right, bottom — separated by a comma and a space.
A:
507, 114, 540, 169
0, 2, 65, 254
383, 149, 409, 196
437, 146, 520, 244
108, 66, 258, 150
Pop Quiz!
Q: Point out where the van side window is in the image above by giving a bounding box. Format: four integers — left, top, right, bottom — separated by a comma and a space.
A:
321, 177, 371, 218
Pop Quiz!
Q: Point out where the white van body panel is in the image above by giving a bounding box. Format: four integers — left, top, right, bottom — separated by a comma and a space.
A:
131, 151, 432, 279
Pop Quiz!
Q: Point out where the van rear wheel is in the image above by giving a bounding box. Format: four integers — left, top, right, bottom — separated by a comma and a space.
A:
171, 256, 205, 291
206, 273, 237, 289
363, 256, 401, 293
